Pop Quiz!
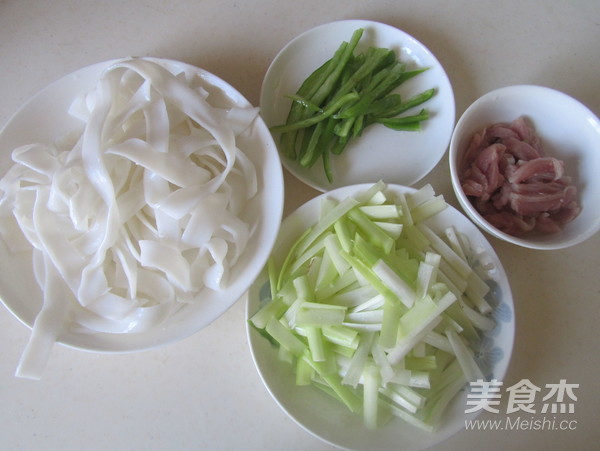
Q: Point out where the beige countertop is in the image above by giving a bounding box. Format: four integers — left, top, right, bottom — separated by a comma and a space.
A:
0, 1, 598, 450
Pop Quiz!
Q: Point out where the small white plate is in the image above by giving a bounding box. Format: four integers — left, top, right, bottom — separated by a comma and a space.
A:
246, 183, 514, 451
449, 84, 600, 250
260, 20, 455, 192
0, 58, 284, 353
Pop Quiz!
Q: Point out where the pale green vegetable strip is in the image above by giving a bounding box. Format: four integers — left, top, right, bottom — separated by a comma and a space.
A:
438, 259, 469, 292
441, 312, 465, 335
405, 355, 437, 371
304, 354, 362, 413
359, 204, 401, 220
283, 298, 304, 328
379, 398, 434, 432
459, 299, 496, 331
339, 250, 400, 305
465, 290, 493, 315
356, 179, 388, 204
373, 260, 416, 308
322, 325, 359, 349
387, 291, 457, 363
265, 317, 306, 356
351, 293, 385, 313
387, 316, 443, 364
374, 221, 403, 239
408, 371, 432, 389
296, 197, 360, 256
293, 274, 313, 301
342, 322, 382, 332
424, 331, 455, 354
389, 384, 426, 409
346, 310, 384, 324
306, 326, 327, 362
288, 236, 328, 279
277, 226, 313, 291
249, 296, 286, 329
278, 345, 294, 364
422, 368, 467, 427
466, 269, 491, 300
295, 302, 347, 327
363, 363, 381, 430
406, 184, 436, 209
324, 233, 351, 275
416, 253, 441, 300
325, 284, 378, 308
418, 223, 472, 279
446, 328, 485, 382
379, 298, 403, 349
378, 386, 420, 413
409, 195, 447, 223
333, 218, 353, 253
396, 192, 414, 226
342, 331, 374, 388
295, 354, 314, 385
444, 226, 467, 261
370, 341, 395, 385
347, 208, 395, 254
402, 224, 430, 251
316, 249, 338, 287
315, 269, 358, 300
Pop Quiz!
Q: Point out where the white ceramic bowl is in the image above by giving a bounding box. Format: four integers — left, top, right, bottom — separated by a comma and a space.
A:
260, 19, 455, 192
0, 58, 284, 353
246, 183, 514, 451
449, 85, 600, 250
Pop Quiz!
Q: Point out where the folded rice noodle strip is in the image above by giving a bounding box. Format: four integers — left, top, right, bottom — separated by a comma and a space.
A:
0, 57, 259, 379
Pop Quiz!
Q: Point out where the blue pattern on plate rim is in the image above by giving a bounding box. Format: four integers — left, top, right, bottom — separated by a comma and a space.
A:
472, 269, 513, 381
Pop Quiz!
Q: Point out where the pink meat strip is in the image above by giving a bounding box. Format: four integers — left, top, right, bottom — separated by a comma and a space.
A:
459, 116, 581, 236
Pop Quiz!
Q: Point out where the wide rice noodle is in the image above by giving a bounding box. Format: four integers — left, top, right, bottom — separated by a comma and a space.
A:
0, 57, 259, 379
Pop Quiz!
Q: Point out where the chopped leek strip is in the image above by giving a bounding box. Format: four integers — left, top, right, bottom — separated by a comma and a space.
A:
295, 354, 314, 385
249, 296, 287, 329
342, 332, 375, 388
446, 328, 485, 383
323, 233, 351, 275
363, 363, 381, 429
424, 331, 454, 354
374, 221, 403, 239
351, 293, 385, 313
409, 195, 447, 223
347, 208, 395, 254
296, 196, 359, 255
295, 302, 347, 327
251, 182, 500, 431
359, 204, 401, 220
265, 317, 306, 356
372, 260, 416, 308
322, 325, 359, 349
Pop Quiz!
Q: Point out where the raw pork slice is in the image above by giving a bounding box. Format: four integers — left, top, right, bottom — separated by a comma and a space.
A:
460, 116, 580, 236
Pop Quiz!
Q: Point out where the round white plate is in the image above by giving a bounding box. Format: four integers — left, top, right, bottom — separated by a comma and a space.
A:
0, 57, 284, 353
260, 20, 456, 192
246, 183, 514, 451
449, 84, 600, 250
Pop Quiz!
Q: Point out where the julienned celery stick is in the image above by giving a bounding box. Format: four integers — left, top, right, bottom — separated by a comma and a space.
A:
271, 28, 437, 183
250, 183, 497, 431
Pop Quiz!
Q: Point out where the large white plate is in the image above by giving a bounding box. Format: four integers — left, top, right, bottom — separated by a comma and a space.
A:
246, 183, 514, 451
0, 58, 284, 353
260, 20, 456, 192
